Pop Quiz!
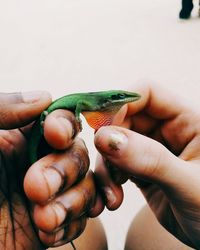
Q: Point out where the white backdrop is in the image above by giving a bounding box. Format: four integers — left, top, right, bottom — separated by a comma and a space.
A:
0, 0, 200, 249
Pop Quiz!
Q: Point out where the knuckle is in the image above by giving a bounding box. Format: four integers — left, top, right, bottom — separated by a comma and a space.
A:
0, 130, 21, 156
79, 172, 96, 209
71, 139, 90, 175
55, 173, 95, 221
141, 142, 168, 180
46, 217, 87, 247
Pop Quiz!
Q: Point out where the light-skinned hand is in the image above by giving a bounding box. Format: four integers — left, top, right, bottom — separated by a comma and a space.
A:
94, 82, 200, 249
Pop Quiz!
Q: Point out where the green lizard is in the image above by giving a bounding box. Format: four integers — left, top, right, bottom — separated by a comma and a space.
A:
29, 90, 140, 164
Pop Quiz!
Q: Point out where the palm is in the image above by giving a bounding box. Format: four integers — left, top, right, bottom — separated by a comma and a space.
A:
0, 128, 43, 250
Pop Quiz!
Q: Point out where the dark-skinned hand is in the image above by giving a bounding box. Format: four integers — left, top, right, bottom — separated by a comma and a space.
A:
0, 91, 98, 250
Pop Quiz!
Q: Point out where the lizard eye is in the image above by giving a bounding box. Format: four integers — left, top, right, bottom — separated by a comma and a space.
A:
111, 93, 126, 100
117, 93, 126, 98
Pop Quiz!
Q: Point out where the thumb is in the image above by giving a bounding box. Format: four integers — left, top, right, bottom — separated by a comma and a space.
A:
0, 91, 52, 129
94, 126, 187, 187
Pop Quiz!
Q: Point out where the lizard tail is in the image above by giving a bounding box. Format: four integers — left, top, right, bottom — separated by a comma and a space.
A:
28, 119, 43, 164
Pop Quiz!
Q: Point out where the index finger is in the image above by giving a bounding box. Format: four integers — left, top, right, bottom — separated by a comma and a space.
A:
44, 109, 80, 150
127, 81, 192, 119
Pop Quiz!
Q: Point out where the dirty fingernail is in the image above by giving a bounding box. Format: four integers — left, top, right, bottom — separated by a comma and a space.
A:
22, 91, 46, 103
96, 128, 128, 155
108, 132, 128, 151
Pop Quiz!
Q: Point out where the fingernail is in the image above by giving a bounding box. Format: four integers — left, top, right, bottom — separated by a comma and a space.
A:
103, 187, 117, 207
108, 131, 128, 151
22, 91, 45, 103
58, 117, 74, 137
95, 128, 128, 155
43, 167, 63, 197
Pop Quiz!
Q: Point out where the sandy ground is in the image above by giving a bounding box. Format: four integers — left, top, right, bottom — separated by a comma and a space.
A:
0, 0, 200, 249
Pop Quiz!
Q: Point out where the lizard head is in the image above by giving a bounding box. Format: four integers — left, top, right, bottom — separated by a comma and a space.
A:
82, 90, 141, 131
93, 90, 141, 109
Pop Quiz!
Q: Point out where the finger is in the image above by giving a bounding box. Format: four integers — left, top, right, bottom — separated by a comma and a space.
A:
94, 126, 192, 190
88, 191, 105, 218
38, 216, 87, 247
94, 154, 124, 210
127, 81, 191, 120
24, 138, 89, 203
127, 82, 199, 153
96, 153, 129, 185
107, 162, 130, 184
95, 124, 200, 239
111, 82, 196, 153
0, 91, 51, 129
33, 171, 95, 233
44, 109, 80, 150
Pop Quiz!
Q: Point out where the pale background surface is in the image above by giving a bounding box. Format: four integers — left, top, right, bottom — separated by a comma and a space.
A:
0, 0, 200, 249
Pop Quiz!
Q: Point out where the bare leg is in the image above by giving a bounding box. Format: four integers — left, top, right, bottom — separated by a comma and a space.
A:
51, 218, 107, 250
125, 205, 194, 250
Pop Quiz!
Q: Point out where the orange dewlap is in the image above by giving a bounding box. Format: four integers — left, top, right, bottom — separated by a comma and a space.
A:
82, 111, 115, 131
